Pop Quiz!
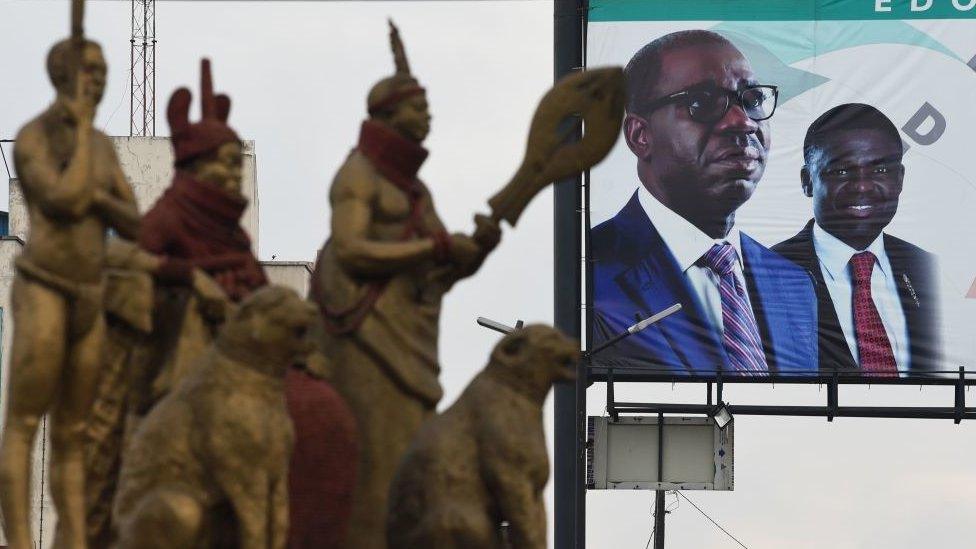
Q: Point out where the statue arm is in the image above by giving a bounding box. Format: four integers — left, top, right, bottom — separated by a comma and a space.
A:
330, 166, 437, 276
138, 209, 195, 284
92, 157, 140, 239
13, 125, 95, 220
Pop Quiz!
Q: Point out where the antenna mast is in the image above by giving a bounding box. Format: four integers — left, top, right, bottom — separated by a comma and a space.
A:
129, 0, 157, 136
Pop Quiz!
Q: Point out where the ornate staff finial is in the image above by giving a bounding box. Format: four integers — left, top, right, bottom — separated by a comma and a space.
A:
389, 19, 411, 76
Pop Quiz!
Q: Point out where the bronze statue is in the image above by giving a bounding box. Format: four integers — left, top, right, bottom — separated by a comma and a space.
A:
386, 325, 579, 549
113, 286, 317, 549
82, 59, 258, 547
135, 58, 267, 410
0, 2, 142, 547
309, 20, 623, 549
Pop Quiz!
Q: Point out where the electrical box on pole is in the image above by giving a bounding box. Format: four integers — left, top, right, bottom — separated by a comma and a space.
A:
587, 416, 734, 491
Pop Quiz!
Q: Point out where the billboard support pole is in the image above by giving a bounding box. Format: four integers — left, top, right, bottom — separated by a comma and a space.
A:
554, 0, 586, 547
955, 367, 966, 425
653, 413, 666, 549
827, 373, 839, 422
607, 367, 619, 422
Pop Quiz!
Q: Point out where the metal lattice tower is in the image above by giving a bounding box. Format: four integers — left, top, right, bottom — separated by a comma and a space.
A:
130, 0, 156, 136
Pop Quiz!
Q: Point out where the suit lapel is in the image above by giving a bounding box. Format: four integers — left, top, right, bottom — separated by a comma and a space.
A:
739, 233, 780, 371
883, 234, 939, 373
794, 222, 857, 371
612, 196, 727, 374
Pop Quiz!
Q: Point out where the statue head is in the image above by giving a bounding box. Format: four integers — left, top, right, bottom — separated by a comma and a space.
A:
47, 0, 106, 108
366, 21, 430, 143
167, 59, 243, 195
486, 325, 579, 402
217, 286, 319, 379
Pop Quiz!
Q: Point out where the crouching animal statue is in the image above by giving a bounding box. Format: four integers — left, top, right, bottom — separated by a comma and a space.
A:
112, 286, 318, 549
387, 324, 579, 549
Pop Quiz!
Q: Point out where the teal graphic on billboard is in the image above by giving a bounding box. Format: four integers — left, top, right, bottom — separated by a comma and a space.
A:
586, 0, 976, 380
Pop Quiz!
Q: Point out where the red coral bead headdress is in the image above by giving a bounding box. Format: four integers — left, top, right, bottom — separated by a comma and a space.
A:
167, 59, 241, 166
366, 20, 426, 117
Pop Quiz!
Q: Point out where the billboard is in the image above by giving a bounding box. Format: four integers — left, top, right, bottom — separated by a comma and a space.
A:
586, 0, 976, 380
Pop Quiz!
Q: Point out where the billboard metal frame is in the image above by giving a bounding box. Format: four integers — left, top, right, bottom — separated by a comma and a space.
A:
553, 0, 587, 548
589, 367, 976, 386
602, 367, 976, 424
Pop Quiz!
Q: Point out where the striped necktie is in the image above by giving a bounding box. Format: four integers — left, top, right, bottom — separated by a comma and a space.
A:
702, 243, 769, 376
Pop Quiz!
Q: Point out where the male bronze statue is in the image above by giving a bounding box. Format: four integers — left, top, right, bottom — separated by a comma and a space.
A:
0, 2, 141, 547
310, 21, 624, 548
310, 23, 494, 548
83, 58, 261, 546
387, 325, 579, 549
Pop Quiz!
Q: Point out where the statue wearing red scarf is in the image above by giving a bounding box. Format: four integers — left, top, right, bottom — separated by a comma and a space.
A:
309, 22, 502, 549
136, 60, 358, 549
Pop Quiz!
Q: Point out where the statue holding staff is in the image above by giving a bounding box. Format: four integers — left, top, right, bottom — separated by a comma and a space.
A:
0, 1, 141, 547
310, 20, 624, 548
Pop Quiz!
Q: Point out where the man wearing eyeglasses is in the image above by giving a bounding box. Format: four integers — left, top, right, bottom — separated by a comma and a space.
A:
591, 30, 817, 377
772, 103, 942, 377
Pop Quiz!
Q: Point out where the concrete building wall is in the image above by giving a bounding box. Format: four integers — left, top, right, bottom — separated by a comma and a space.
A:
262, 261, 313, 298
0, 237, 22, 436
0, 236, 54, 548
0, 237, 22, 547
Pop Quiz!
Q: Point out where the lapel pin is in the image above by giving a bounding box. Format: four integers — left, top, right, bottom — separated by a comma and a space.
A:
903, 273, 920, 308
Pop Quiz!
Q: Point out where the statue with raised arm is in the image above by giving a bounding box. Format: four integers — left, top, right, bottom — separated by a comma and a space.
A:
309, 21, 624, 549
0, 1, 141, 547
82, 59, 257, 546
132, 58, 266, 413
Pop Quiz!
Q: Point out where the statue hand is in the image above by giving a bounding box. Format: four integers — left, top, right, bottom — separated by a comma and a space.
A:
192, 270, 231, 322
472, 214, 502, 252
449, 233, 482, 271
64, 72, 97, 127
302, 351, 334, 382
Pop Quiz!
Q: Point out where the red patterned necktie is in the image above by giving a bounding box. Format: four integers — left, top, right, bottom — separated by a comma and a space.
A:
849, 251, 897, 377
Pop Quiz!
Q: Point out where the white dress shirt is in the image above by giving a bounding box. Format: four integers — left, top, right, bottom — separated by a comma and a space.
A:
637, 185, 755, 336
812, 223, 909, 371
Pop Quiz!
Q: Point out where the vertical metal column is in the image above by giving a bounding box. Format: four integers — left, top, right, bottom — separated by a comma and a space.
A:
553, 0, 586, 547
653, 414, 666, 549
130, 0, 157, 136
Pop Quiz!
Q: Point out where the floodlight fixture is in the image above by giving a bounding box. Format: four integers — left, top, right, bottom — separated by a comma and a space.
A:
476, 317, 519, 335
587, 303, 682, 357
712, 402, 733, 430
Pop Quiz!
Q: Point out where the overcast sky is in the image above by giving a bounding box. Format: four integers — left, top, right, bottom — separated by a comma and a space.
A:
2, 1, 975, 548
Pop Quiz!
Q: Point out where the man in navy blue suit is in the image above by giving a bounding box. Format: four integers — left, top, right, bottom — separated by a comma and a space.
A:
591, 30, 818, 377
772, 104, 941, 377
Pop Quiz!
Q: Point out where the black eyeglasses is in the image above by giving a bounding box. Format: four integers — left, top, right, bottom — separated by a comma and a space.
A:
643, 84, 779, 123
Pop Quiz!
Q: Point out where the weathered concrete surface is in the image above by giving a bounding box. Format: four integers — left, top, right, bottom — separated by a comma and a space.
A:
261, 261, 312, 298
0, 230, 57, 549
